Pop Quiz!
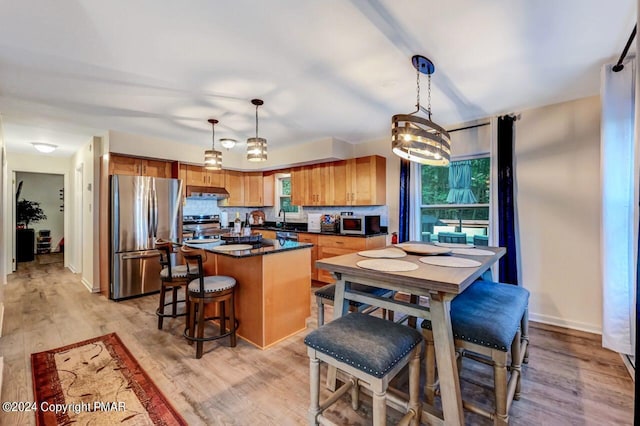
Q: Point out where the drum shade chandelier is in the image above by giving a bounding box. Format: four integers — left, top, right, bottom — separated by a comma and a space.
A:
204, 118, 222, 170
247, 99, 267, 162
392, 55, 451, 166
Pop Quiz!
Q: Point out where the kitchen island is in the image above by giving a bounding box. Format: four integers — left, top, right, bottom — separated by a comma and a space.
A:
184, 239, 312, 349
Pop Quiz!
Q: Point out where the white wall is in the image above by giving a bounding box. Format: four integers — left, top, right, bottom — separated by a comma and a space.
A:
5, 153, 71, 272
515, 96, 602, 333
15, 172, 64, 252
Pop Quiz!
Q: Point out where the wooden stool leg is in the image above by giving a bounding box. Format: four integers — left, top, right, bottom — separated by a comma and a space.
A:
511, 329, 522, 400
157, 284, 166, 329
316, 298, 325, 327
220, 299, 226, 336
423, 329, 437, 405
196, 299, 205, 359
187, 299, 196, 345
493, 351, 509, 426
408, 346, 421, 426
372, 390, 387, 426
308, 355, 321, 426
229, 292, 237, 347
350, 378, 359, 410
521, 308, 530, 364
172, 286, 179, 317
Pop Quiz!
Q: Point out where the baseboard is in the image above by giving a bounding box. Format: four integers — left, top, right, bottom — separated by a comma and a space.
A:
0, 303, 3, 337
529, 312, 601, 335
67, 264, 78, 274
81, 278, 93, 292
621, 354, 635, 381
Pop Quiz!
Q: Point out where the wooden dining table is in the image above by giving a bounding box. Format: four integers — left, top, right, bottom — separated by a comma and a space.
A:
316, 244, 506, 425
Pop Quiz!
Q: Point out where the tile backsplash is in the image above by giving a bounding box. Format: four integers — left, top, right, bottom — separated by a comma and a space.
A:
183, 198, 389, 227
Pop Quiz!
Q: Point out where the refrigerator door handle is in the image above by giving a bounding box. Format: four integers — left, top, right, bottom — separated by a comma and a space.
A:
153, 188, 159, 237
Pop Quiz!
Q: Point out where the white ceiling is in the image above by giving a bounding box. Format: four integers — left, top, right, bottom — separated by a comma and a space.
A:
0, 0, 635, 157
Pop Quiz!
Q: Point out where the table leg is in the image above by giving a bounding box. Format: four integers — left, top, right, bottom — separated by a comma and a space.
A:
429, 292, 464, 425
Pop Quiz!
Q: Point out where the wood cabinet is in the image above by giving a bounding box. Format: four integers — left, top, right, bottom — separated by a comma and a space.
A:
297, 233, 318, 280
316, 234, 386, 283
262, 171, 275, 207
109, 154, 171, 178
184, 164, 224, 187
290, 167, 309, 207
259, 229, 277, 239
244, 172, 264, 206
219, 170, 245, 206
331, 156, 386, 206
290, 155, 386, 206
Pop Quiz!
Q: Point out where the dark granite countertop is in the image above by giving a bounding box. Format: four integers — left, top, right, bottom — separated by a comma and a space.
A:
252, 225, 387, 238
186, 238, 313, 258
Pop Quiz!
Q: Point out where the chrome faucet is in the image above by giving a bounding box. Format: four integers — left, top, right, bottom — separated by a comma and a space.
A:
278, 208, 287, 228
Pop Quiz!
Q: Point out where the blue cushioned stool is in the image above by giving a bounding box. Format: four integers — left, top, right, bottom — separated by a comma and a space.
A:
305, 313, 423, 426
421, 280, 530, 425
314, 283, 394, 326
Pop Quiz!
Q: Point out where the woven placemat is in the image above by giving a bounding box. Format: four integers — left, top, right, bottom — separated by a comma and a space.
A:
451, 248, 494, 256
419, 257, 481, 268
357, 248, 407, 258
356, 259, 419, 272
434, 242, 475, 249
394, 243, 451, 255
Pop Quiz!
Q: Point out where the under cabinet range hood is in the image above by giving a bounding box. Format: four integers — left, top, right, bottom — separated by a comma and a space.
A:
185, 186, 230, 199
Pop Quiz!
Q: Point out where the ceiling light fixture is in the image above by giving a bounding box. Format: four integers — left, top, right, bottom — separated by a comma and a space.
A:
220, 138, 237, 150
32, 143, 57, 153
392, 55, 451, 166
204, 119, 222, 170
247, 99, 267, 162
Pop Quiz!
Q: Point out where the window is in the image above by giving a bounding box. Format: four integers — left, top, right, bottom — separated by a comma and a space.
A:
276, 173, 302, 219
420, 157, 490, 244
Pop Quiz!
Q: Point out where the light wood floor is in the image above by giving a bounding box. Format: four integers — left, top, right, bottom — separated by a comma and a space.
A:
0, 261, 634, 425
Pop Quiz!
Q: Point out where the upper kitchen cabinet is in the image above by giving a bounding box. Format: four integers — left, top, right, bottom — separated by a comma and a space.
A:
290, 166, 309, 206
109, 154, 171, 178
331, 155, 386, 206
219, 170, 245, 206
307, 163, 332, 205
262, 171, 275, 207
185, 164, 224, 187
244, 172, 264, 207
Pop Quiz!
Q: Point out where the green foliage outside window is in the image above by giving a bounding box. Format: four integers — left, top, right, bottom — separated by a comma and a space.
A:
279, 177, 298, 213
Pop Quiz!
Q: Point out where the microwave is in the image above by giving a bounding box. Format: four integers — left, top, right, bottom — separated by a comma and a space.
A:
340, 215, 381, 235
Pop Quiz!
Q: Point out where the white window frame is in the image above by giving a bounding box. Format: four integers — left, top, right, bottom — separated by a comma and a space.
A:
417, 153, 492, 244
275, 173, 303, 220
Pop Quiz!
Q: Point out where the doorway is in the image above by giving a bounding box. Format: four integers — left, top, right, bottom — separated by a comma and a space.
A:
14, 172, 64, 268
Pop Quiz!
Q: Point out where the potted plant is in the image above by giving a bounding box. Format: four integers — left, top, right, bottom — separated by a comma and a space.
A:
17, 199, 47, 229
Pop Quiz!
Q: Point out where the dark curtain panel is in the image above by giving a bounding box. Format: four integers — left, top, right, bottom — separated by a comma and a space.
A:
497, 115, 518, 285
398, 158, 411, 243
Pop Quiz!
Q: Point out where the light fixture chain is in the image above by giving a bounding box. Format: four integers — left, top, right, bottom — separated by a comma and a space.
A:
416, 66, 420, 110
211, 121, 215, 149
427, 73, 432, 120
255, 105, 259, 138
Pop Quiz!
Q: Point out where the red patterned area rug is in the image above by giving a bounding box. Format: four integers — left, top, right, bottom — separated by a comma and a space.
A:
31, 333, 186, 425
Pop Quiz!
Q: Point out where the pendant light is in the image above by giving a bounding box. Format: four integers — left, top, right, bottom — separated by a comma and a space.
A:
247, 98, 267, 162
392, 55, 451, 166
204, 118, 222, 170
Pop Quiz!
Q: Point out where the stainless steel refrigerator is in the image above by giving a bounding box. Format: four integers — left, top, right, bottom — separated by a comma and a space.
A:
110, 175, 183, 300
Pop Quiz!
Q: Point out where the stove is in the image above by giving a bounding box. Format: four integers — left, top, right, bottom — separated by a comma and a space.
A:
183, 215, 225, 239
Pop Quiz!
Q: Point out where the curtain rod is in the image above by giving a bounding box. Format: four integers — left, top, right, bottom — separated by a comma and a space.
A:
447, 122, 490, 133
613, 24, 637, 72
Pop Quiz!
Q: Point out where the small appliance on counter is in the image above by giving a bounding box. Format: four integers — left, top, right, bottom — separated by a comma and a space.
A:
307, 213, 322, 232
340, 215, 381, 235
220, 211, 229, 228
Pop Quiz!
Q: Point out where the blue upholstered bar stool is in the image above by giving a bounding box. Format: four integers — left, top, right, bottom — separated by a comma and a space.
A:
305, 313, 423, 426
314, 283, 394, 326
181, 246, 238, 359
421, 280, 530, 425
437, 232, 468, 244
155, 240, 189, 330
